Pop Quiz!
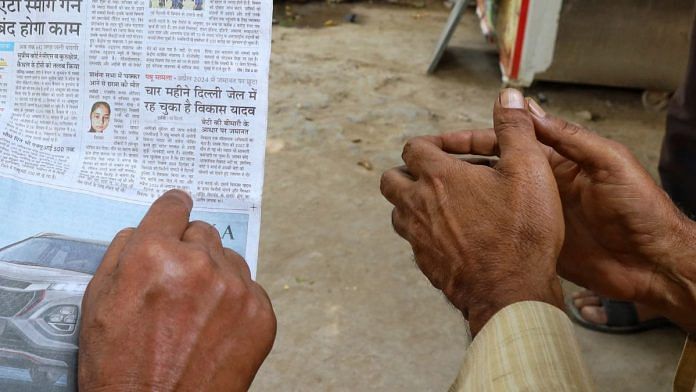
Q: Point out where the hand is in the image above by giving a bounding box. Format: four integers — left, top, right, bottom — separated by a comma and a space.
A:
525, 101, 696, 331
79, 190, 276, 391
447, 100, 696, 331
380, 89, 565, 335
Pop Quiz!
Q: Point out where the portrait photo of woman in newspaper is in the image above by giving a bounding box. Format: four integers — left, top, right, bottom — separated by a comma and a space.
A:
87, 101, 110, 134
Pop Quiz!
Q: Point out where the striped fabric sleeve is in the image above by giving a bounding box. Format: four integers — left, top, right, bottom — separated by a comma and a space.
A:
674, 334, 696, 392
449, 301, 595, 392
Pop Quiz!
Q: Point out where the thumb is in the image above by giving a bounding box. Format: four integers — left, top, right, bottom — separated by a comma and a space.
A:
527, 98, 624, 171
493, 89, 548, 170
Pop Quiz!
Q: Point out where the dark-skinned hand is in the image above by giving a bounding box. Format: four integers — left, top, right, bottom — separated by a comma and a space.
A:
79, 190, 277, 391
528, 101, 696, 332
380, 89, 565, 336
445, 99, 696, 332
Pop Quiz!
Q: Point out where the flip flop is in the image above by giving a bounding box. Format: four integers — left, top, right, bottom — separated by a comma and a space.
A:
566, 297, 673, 334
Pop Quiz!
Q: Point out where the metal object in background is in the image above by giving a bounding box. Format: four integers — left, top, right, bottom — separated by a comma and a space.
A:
427, 0, 472, 74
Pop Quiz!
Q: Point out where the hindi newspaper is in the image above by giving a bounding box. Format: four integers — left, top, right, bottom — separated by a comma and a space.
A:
0, 0, 272, 389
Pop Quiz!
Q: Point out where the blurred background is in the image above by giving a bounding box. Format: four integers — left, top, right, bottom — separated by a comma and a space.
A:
256, 1, 691, 390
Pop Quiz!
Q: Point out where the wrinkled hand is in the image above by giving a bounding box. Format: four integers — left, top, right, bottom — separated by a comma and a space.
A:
448, 100, 696, 331
526, 102, 696, 330
79, 190, 276, 392
380, 89, 565, 335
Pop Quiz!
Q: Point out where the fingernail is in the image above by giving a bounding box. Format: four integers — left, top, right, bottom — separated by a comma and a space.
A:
500, 88, 525, 109
527, 98, 546, 117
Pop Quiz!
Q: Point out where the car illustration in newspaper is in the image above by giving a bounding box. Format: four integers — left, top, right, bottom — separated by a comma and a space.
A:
0, 233, 107, 391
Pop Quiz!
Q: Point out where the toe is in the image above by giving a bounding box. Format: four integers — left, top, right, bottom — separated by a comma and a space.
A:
572, 289, 596, 300
573, 295, 601, 309
580, 305, 608, 325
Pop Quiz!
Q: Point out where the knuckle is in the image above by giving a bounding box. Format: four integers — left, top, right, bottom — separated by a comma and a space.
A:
223, 247, 244, 262
207, 273, 228, 295
495, 121, 514, 135
224, 274, 251, 301
391, 209, 407, 235
185, 248, 216, 275
496, 110, 532, 130
114, 227, 135, 240
129, 236, 171, 269
559, 120, 584, 138
165, 248, 216, 289
189, 220, 217, 235
495, 122, 523, 138
187, 221, 221, 244
379, 171, 391, 196
402, 137, 424, 157
402, 140, 414, 160
257, 297, 277, 334
245, 285, 275, 324
226, 248, 253, 278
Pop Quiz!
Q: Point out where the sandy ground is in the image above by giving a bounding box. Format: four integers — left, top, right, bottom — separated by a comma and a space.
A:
254, 3, 685, 391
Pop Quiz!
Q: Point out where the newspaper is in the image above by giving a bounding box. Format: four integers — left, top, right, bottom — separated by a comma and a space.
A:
0, 0, 272, 389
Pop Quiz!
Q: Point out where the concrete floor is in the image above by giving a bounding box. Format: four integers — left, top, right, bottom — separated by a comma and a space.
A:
253, 3, 686, 391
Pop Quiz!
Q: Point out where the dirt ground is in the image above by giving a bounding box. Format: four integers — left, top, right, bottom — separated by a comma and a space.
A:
254, 3, 686, 391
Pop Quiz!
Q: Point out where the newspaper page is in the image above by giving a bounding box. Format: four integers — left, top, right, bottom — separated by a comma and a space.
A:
0, 0, 272, 390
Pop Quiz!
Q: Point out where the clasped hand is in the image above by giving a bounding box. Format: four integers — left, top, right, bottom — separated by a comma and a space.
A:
381, 89, 564, 335
381, 89, 696, 335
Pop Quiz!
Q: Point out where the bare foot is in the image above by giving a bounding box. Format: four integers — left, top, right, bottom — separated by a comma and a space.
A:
571, 290, 663, 325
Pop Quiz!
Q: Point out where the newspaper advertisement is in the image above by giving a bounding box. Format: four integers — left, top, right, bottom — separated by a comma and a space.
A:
0, 0, 272, 389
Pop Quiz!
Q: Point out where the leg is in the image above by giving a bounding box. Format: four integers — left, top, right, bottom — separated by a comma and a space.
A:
660, 7, 696, 219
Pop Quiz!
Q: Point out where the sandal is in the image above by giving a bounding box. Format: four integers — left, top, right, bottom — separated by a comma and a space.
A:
566, 297, 673, 334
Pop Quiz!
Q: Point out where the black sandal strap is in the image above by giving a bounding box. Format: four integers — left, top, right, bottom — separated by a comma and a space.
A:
601, 298, 639, 327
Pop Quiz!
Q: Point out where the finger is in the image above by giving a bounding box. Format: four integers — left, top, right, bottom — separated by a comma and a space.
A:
380, 166, 415, 206
137, 189, 193, 239
527, 98, 622, 171
182, 221, 224, 255
92, 227, 135, 279
493, 89, 548, 168
438, 129, 499, 156
401, 136, 450, 178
